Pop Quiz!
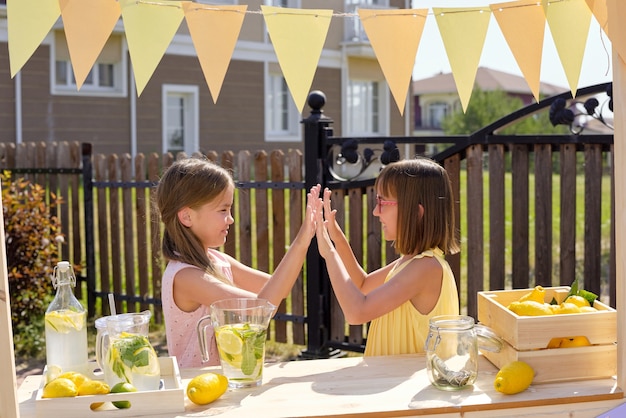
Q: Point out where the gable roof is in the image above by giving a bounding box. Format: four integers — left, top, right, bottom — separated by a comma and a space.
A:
412, 67, 566, 97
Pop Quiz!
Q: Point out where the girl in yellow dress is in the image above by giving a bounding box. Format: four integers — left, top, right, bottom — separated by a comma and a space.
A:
315, 157, 460, 356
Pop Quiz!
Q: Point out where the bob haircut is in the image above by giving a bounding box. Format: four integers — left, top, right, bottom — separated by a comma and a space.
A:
374, 157, 459, 256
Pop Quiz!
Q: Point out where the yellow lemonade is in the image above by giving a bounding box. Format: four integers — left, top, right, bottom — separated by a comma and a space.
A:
215, 323, 267, 388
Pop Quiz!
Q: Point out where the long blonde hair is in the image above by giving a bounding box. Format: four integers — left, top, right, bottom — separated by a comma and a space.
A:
156, 157, 234, 279
375, 157, 459, 256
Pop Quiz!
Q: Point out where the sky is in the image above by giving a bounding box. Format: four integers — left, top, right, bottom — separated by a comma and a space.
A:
411, 0, 613, 89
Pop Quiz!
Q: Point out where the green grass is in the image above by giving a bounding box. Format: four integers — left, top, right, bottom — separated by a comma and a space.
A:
456, 169, 612, 308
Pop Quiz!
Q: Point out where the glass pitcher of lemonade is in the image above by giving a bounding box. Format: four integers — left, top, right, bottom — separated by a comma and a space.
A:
95, 311, 161, 391
197, 298, 276, 388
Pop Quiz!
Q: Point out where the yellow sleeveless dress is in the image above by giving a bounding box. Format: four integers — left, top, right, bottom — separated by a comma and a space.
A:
363, 248, 459, 356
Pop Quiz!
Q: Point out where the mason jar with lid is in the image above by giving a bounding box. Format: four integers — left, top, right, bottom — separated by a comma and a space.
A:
424, 315, 502, 390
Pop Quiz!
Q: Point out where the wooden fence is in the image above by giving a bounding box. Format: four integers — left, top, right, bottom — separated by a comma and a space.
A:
0, 123, 616, 352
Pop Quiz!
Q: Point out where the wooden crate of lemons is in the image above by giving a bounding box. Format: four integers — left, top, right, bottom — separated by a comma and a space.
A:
477, 286, 617, 383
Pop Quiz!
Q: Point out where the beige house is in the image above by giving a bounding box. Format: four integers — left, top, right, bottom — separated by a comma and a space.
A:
0, 0, 414, 159
412, 67, 566, 136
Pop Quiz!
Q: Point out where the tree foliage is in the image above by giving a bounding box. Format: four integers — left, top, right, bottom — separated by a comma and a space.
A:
2, 172, 63, 358
441, 87, 566, 135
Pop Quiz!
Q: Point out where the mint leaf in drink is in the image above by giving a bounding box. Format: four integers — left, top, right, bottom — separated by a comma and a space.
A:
111, 334, 154, 377
253, 330, 266, 359
241, 341, 256, 376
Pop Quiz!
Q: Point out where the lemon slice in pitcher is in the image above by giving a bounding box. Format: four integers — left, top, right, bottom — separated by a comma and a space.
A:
216, 328, 243, 355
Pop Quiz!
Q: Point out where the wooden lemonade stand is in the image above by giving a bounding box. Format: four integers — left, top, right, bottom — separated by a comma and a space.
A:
4, 1, 626, 417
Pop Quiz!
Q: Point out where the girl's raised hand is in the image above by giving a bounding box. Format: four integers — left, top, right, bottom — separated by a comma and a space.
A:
322, 188, 341, 240
315, 199, 335, 259
301, 184, 322, 241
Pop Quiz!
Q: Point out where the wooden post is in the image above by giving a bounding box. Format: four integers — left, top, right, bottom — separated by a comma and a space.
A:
0, 181, 19, 418
608, 0, 626, 395
613, 52, 626, 394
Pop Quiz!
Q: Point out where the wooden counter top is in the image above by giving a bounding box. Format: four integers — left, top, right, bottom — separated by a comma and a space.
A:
18, 354, 625, 417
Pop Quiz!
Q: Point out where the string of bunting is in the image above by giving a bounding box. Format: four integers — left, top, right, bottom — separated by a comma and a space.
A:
5, 0, 617, 114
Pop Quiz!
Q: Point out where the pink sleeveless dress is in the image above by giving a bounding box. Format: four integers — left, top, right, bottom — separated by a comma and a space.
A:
161, 249, 234, 369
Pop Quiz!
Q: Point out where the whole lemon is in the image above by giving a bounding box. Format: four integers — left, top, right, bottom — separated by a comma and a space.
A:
553, 302, 581, 314
110, 382, 137, 409
564, 295, 590, 308
78, 380, 110, 410
187, 373, 228, 405
77, 379, 110, 396
508, 300, 553, 316
559, 336, 591, 348
494, 361, 534, 395
57, 371, 89, 388
518, 286, 546, 304
42, 377, 78, 398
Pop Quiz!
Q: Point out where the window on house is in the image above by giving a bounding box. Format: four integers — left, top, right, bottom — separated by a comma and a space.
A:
428, 102, 449, 129
162, 85, 199, 155
265, 0, 300, 7
347, 80, 388, 135
265, 69, 300, 142
52, 31, 126, 97
345, 0, 390, 41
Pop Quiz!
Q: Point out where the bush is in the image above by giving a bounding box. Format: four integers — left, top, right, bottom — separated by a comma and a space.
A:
2, 172, 64, 358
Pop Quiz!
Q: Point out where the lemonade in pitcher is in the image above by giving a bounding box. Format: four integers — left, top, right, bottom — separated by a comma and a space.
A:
105, 331, 161, 391
215, 323, 267, 387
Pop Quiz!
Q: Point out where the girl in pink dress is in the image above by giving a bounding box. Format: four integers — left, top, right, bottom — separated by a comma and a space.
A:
315, 157, 460, 356
156, 157, 320, 368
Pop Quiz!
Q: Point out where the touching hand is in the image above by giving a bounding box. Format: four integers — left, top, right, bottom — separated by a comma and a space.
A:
301, 184, 322, 242
322, 188, 341, 240
315, 200, 335, 259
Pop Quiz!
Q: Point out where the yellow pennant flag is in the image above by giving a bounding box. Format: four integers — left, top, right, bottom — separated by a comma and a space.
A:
59, 0, 121, 90
183, 3, 247, 104
7, 0, 61, 77
433, 7, 491, 112
120, 0, 184, 96
262, 6, 333, 113
606, 0, 626, 63
543, 0, 592, 97
358, 9, 427, 116
491, 0, 545, 102
586, 0, 609, 38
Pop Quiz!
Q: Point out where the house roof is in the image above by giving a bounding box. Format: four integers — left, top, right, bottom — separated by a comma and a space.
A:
412, 67, 566, 96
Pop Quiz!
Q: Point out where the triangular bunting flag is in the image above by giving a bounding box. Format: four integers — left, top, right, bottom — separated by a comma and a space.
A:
183, 3, 247, 104
543, 0, 592, 97
262, 6, 333, 113
607, 0, 626, 64
59, 0, 121, 90
433, 7, 491, 112
491, 0, 545, 102
120, 0, 184, 96
586, 0, 609, 38
7, 0, 61, 77
358, 8, 427, 116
